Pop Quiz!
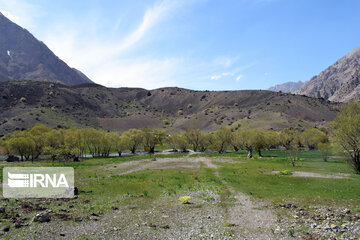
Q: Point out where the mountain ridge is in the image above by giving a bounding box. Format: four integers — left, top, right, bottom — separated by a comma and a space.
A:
0, 11, 92, 85
0, 80, 340, 136
268, 81, 304, 93
296, 46, 360, 102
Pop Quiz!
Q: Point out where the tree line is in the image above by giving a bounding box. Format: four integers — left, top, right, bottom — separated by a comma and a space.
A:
1, 101, 360, 172
0, 124, 329, 161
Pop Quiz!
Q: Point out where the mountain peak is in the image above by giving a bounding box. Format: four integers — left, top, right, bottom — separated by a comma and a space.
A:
268, 81, 304, 93
296, 46, 360, 102
347, 45, 360, 58
0, 11, 92, 85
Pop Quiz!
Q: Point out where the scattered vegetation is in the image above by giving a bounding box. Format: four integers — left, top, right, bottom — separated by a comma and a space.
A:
178, 196, 191, 204
2, 101, 360, 174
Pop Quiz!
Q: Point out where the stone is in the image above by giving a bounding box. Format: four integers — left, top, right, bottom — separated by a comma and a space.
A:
343, 208, 351, 214
33, 211, 51, 223
2, 226, 10, 232
74, 187, 79, 196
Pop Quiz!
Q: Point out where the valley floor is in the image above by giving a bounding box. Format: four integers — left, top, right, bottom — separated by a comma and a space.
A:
0, 151, 359, 239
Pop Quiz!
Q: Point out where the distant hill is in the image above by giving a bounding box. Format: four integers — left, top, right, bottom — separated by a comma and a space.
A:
268, 81, 304, 93
0, 11, 92, 85
296, 46, 360, 102
0, 81, 340, 136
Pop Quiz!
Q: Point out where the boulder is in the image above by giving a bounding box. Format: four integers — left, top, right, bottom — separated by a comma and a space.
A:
33, 211, 51, 223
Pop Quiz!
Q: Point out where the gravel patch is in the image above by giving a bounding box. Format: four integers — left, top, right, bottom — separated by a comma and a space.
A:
110, 157, 219, 176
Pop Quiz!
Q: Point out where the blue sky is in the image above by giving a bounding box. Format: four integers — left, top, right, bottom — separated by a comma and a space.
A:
0, 0, 359, 90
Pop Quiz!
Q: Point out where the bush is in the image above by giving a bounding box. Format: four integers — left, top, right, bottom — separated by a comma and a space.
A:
179, 196, 191, 204
279, 170, 292, 175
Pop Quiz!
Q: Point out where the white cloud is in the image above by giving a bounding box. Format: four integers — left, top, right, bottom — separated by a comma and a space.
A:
210, 72, 235, 80
42, 0, 181, 87
236, 74, 244, 82
117, 1, 174, 53
213, 56, 240, 68
222, 72, 235, 77
211, 75, 221, 80
1, 10, 19, 23
89, 57, 180, 89
0, 0, 38, 28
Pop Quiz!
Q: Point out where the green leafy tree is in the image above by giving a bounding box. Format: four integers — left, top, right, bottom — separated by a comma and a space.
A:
199, 132, 213, 152
184, 128, 204, 152
212, 127, 233, 153
331, 101, 360, 172
83, 128, 103, 157
279, 128, 299, 150
318, 142, 331, 162
5, 136, 36, 161
233, 129, 256, 158
279, 128, 301, 166
252, 130, 268, 157
123, 129, 143, 154
166, 133, 188, 152
28, 124, 51, 159
264, 131, 280, 150
301, 128, 328, 150
141, 128, 166, 153
110, 133, 128, 157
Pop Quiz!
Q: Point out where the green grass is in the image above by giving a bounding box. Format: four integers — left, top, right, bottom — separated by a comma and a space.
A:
1, 150, 359, 214
210, 150, 360, 205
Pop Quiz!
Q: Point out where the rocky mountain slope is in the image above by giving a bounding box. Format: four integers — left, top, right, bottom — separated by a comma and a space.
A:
0, 81, 340, 136
0, 12, 92, 85
296, 46, 360, 102
268, 81, 304, 93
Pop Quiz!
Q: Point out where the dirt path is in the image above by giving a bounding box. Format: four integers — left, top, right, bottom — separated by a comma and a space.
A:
226, 192, 288, 239
272, 171, 351, 179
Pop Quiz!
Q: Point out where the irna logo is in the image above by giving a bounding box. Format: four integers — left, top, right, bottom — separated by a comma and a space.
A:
3, 167, 74, 198
7, 172, 69, 188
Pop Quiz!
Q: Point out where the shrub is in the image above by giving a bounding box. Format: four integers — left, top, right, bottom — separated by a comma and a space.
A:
179, 196, 191, 204
279, 170, 292, 175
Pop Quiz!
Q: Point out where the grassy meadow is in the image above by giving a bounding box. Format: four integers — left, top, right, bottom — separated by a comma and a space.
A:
0, 150, 359, 239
